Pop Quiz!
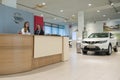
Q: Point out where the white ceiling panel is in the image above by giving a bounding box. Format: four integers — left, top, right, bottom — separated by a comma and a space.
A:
17, 0, 120, 25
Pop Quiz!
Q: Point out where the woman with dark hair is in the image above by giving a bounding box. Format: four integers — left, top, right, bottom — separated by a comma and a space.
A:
34, 25, 44, 35
21, 21, 31, 35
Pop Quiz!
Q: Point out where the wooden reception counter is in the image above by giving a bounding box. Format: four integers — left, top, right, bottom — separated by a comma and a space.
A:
0, 34, 69, 75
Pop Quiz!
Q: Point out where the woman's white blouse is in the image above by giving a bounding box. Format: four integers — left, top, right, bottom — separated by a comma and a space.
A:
21, 28, 31, 35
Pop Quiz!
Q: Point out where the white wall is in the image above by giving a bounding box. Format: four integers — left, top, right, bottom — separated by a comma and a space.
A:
66, 19, 120, 39
85, 21, 103, 36
72, 26, 78, 32
66, 25, 77, 39
71, 26, 78, 40
85, 19, 120, 36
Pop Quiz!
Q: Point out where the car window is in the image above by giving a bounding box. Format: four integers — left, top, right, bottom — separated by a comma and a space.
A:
88, 33, 109, 38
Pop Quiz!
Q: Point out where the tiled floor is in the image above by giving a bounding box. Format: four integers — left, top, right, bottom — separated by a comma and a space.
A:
0, 47, 120, 80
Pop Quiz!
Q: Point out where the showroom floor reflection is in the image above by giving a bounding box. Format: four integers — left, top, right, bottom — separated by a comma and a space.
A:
0, 48, 120, 80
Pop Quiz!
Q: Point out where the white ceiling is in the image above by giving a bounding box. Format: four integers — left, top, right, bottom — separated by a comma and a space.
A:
17, 0, 120, 25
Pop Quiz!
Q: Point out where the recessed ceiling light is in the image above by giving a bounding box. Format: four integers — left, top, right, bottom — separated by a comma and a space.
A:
42, 2, 46, 6
97, 10, 100, 12
60, 10, 64, 12
54, 18, 57, 20
36, 3, 46, 8
88, 4, 92, 7
40, 14, 44, 17
111, 3, 114, 6
72, 14, 75, 17
103, 15, 106, 17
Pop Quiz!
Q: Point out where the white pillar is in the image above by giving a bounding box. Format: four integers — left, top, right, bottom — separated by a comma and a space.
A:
0, 0, 17, 8
78, 11, 84, 40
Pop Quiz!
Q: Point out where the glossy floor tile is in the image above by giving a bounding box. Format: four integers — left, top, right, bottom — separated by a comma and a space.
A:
0, 47, 120, 80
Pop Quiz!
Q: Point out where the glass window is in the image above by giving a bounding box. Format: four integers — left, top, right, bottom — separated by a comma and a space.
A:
52, 27, 58, 34
72, 32, 77, 40
44, 26, 51, 34
44, 22, 65, 36
59, 28, 65, 36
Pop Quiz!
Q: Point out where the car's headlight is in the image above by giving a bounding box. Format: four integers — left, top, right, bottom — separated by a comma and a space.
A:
97, 40, 107, 43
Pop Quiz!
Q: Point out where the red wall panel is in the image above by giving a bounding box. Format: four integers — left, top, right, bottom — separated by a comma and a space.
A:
34, 16, 44, 31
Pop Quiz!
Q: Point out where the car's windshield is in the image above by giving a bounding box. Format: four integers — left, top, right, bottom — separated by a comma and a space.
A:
88, 33, 109, 38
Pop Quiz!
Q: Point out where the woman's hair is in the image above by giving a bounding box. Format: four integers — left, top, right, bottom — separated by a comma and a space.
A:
24, 21, 30, 32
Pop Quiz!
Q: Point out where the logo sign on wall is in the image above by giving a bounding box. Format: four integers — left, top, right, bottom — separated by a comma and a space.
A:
13, 12, 24, 24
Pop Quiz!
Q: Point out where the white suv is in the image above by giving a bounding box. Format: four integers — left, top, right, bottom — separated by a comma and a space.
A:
81, 32, 118, 55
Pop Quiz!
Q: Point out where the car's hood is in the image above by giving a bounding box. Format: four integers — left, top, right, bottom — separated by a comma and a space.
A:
83, 38, 108, 41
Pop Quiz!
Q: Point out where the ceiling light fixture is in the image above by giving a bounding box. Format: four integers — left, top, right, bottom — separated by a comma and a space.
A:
54, 18, 57, 20
72, 14, 75, 17
60, 10, 64, 12
35, 2, 46, 8
88, 4, 92, 7
97, 10, 100, 12
103, 15, 106, 17
110, 3, 114, 6
42, 2, 46, 6
71, 14, 76, 20
40, 14, 44, 17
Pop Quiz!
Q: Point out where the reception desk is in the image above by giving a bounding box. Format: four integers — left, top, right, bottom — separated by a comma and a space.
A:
0, 34, 69, 75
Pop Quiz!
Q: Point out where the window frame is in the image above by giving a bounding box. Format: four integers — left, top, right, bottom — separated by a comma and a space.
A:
44, 22, 65, 36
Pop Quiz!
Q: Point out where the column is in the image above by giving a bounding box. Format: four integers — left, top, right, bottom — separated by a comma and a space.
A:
77, 11, 84, 40
0, 0, 17, 8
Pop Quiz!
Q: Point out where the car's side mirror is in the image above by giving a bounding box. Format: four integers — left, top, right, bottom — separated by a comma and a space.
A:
110, 33, 114, 38
110, 35, 114, 38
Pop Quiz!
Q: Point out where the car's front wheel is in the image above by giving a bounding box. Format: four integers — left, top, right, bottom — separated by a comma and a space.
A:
82, 50, 87, 55
106, 45, 112, 55
114, 43, 118, 52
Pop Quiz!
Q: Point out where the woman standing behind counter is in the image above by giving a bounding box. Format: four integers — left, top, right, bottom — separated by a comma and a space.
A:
21, 21, 31, 35
34, 25, 44, 35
